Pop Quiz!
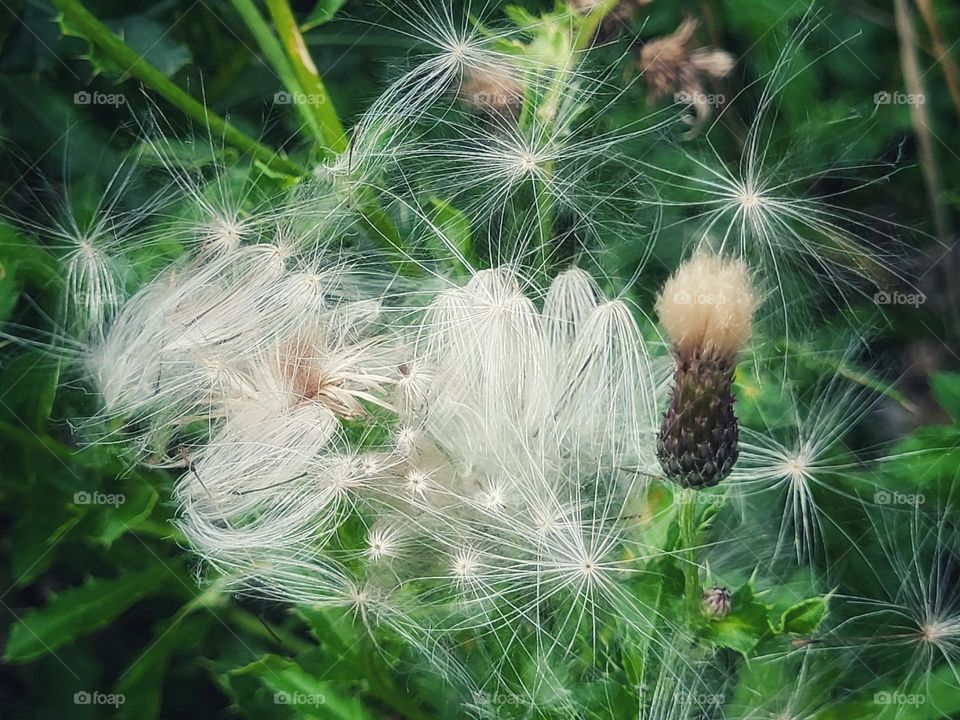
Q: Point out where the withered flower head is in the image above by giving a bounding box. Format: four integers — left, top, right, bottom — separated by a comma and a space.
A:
459, 63, 524, 120
638, 17, 735, 136
655, 252, 758, 489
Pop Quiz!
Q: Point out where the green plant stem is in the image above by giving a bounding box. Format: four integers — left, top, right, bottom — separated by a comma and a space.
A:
572, 0, 622, 52
534, 166, 555, 270
775, 340, 917, 412
238, 0, 406, 265
264, 0, 348, 153
527, 0, 622, 269
229, 0, 324, 145
52, 0, 302, 177
677, 490, 701, 620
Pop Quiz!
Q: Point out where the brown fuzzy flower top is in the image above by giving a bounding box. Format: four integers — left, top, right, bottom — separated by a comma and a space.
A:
638, 18, 734, 135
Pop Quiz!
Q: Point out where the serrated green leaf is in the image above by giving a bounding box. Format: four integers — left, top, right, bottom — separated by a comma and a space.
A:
84, 475, 160, 546
4, 563, 174, 662
776, 594, 830, 635
229, 654, 373, 720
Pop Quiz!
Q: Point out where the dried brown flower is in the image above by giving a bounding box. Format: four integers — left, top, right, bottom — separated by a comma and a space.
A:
283, 339, 395, 420
459, 63, 524, 120
638, 17, 734, 137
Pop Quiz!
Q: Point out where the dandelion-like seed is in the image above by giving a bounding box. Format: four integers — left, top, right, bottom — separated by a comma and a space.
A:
830, 507, 960, 702
404, 468, 432, 498
366, 525, 401, 562
450, 546, 483, 589
732, 369, 882, 563
638, 12, 911, 324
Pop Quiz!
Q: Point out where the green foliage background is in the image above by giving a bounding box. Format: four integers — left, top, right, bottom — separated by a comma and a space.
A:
0, 1, 958, 718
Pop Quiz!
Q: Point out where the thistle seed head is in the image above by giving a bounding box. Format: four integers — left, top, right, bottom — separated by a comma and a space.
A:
656, 252, 757, 488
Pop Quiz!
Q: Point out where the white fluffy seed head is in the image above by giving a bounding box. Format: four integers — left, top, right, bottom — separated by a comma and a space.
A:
656, 251, 758, 362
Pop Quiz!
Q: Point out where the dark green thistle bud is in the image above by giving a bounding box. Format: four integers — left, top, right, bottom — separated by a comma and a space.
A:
654, 252, 757, 489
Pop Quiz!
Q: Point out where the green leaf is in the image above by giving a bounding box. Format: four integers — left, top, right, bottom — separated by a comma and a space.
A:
0, 256, 18, 323
302, 0, 348, 31
704, 581, 773, 655
503, 5, 540, 29
4, 563, 173, 662
931, 372, 960, 423
0, 221, 61, 298
9, 507, 81, 588
776, 594, 830, 635
428, 197, 475, 273
228, 654, 374, 719
0, 352, 62, 429
881, 425, 960, 498
83, 475, 160, 546
116, 613, 212, 720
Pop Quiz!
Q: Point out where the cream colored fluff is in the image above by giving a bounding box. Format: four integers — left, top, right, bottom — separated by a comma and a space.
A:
656, 251, 758, 361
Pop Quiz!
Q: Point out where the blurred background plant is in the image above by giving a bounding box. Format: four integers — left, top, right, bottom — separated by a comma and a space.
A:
0, 1, 959, 719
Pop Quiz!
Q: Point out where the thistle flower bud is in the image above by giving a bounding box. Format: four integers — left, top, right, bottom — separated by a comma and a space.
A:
655, 252, 757, 488
702, 585, 732, 617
